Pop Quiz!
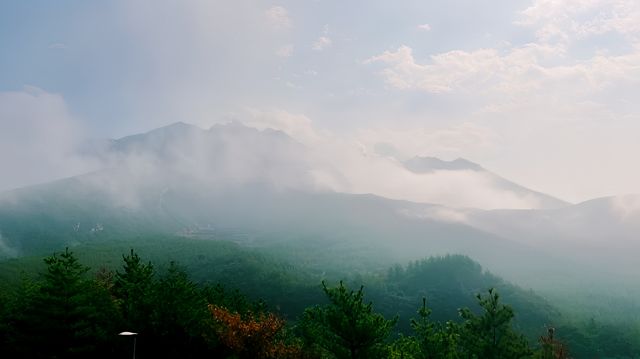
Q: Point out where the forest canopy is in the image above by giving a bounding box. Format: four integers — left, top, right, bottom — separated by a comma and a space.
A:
1, 247, 635, 358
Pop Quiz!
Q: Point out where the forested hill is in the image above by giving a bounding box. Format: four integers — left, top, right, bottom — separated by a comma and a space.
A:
0, 237, 552, 330
2, 238, 638, 357
1, 122, 639, 357
0, 176, 557, 286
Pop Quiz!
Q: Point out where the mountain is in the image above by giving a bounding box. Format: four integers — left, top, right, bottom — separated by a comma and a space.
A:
0, 172, 548, 278
0, 122, 565, 281
404, 157, 484, 172
77, 122, 315, 193
463, 194, 640, 278
1, 122, 638, 358
403, 156, 569, 210
75, 122, 570, 211
1, 121, 638, 297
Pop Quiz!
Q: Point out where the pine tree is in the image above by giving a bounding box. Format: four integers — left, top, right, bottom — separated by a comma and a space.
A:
114, 249, 155, 334
300, 281, 397, 359
7, 248, 118, 358
411, 297, 461, 359
458, 288, 532, 359
151, 261, 210, 357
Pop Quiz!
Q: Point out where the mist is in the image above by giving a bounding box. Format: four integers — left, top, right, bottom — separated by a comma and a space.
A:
3, 0, 640, 202
3, 1, 640, 357
0, 87, 98, 192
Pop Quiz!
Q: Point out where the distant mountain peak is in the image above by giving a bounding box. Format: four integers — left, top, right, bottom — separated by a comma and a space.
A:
209, 120, 247, 130
404, 156, 484, 173
140, 121, 201, 134
164, 121, 193, 129
115, 121, 202, 143
401, 156, 569, 209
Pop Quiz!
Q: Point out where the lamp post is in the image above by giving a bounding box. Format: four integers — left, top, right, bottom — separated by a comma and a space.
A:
118, 331, 138, 359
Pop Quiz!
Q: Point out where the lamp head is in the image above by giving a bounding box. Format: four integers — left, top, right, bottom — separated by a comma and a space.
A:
118, 331, 138, 336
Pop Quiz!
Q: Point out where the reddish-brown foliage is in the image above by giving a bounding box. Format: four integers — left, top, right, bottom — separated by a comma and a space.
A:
539, 327, 570, 359
209, 304, 304, 359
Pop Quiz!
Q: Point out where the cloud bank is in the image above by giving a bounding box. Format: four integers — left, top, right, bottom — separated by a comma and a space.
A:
0, 87, 95, 192
3, 0, 640, 203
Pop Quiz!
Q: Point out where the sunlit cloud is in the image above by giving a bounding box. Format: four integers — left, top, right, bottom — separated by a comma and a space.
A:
265, 5, 292, 29
312, 36, 332, 51
517, 0, 640, 43
312, 24, 332, 51
276, 44, 294, 57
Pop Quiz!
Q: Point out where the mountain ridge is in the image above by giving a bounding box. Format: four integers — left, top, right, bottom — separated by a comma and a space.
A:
1, 121, 638, 293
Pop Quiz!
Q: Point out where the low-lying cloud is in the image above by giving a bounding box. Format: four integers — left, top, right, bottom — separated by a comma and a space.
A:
241, 109, 552, 210
0, 87, 96, 192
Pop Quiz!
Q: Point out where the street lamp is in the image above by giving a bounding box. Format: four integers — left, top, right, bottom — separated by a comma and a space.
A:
118, 331, 138, 359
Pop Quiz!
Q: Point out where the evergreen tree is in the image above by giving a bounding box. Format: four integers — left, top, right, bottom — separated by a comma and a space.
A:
300, 281, 397, 359
458, 288, 532, 359
411, 297, 461, 359
0, 276, 41, 358
114, 249, 155, 334
151, 261, 210, 357
6, 248, 118, 358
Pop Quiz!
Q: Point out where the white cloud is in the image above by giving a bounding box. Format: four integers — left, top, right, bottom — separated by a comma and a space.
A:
242, 109, 498, 163
6, 0, 640, 205
367, 0, 640, 103
517, 0, 640, 43
610, 195, 640, 220
244, 109, 326, 146
417, 23, 432, 31
357, 123, 499, 160
366, 42, 640, 105
276, 44, 294, 57
318, 143, 545, 210
265, 5, 292, 29
366, 44, 565, 94
363, 0, 640, 202
0, 87, 94, 191
312, 24, 332, 51
237, 109, 540, 209
312, 36, 332, 51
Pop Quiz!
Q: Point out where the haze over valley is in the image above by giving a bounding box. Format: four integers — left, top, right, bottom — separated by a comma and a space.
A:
2, 1, 640, 358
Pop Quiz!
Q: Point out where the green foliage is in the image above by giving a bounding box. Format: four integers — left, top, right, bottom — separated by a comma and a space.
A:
202, 283, 267, 316
150, 261, 211, 356
300, 281, 397, 359
410, 297, 461, 359
458, 288, 532, 359
112, 250, 227, 358
1, 246, 637, 358
114, 249, 155, 335
2, 248, 119, 358
552, 320, 640, 358
377, 255, 557, 339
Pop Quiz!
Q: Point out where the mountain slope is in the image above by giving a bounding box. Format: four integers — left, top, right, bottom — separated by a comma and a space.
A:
0, 121, 633, 291
0, 173, 549, 279
464, 194, 640, 277
404, 156, 569, 209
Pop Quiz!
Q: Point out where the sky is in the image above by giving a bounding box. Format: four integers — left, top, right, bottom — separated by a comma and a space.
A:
1, 0, 640, 203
